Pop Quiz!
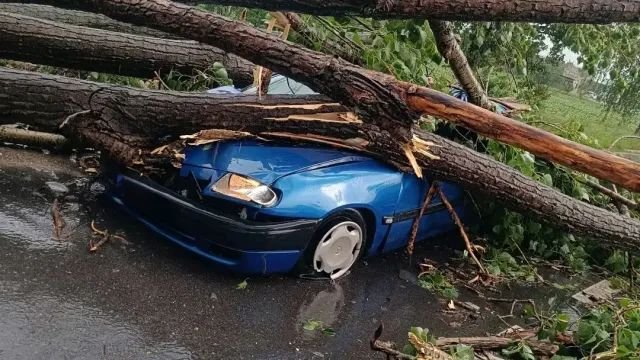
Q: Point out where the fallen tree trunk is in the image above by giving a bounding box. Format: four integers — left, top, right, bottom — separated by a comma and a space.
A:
30, 0, 640, 192
2, 67, 639, 251
0, 67, 346, 136
0, 11, 254, 87
8, 0, 640, 24
176, 0, 640, 24
0, 3, 176, 38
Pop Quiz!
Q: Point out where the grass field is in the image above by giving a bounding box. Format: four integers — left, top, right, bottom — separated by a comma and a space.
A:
536, 90, 640, 151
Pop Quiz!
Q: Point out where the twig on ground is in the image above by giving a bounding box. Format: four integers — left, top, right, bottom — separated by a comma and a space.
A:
88, 221, 129, 251
463, 284, 484, 297
487, 297, 541, 322
89, 232, 110, 252
453, 300, 481, 313
437, 186, 488, 275
371, 340, 416, 359
370, 323, 417, 359
89, 220, 114, 252
51, 198, 66, 240
406, 182, 438, 257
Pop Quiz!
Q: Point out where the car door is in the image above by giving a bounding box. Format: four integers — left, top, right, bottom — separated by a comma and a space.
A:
381, 173, 464, 253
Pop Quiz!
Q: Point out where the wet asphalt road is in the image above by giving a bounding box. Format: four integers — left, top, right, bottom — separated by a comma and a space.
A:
0, 147, 575, 359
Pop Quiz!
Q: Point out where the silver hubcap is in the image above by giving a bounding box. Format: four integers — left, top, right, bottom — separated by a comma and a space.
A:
313, 221, 362, 279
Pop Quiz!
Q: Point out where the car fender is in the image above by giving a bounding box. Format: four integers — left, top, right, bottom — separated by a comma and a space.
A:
260, 160, 404, 251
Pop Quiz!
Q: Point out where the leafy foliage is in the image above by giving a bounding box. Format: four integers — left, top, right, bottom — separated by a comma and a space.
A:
457, 22, 551, 107
501, 342, 535, 360
547, 24, 640, 122
417, 271, 459, 299
302, 319, 336, 336
235, 278, 248, 290
158, 62, 232, 91
574, 299, 640, 357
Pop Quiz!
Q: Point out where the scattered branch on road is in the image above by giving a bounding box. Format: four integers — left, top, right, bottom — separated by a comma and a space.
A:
435, 336, 559, 357
89, 220, 128, 252
51, 198, 66, 240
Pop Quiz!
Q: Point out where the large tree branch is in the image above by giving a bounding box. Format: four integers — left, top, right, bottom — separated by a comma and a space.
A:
7, 0, 640, 23
429, 20, 491, 109
21, 0, 640, 192
2, 67, 639, 250
0, 3, 177, 38
174, 0, 640, 24
0, 67, 345, 135
0, 11, 254, 86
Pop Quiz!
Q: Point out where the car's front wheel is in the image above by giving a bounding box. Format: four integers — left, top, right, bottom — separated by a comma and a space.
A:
301, 209, 366, 280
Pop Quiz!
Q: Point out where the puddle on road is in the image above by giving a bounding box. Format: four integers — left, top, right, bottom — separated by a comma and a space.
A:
0, 280, 192, 360
0, 151, 85, 251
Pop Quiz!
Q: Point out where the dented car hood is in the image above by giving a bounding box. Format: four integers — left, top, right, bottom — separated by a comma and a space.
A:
182, 140, 370, 185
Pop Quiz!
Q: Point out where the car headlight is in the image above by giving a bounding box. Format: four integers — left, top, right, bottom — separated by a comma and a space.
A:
211, 173, 277, 206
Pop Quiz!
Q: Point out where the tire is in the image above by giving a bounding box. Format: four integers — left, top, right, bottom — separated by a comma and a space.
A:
297, 209, 367, 280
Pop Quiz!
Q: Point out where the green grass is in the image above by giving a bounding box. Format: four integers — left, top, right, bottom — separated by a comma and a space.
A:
536, 90, 640, 151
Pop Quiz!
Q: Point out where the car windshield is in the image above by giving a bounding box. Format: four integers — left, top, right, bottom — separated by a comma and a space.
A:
241, 75, 317, 95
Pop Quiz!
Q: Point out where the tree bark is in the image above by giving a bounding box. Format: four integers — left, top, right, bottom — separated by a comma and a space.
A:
429, 20, 491, 109
435, 337, 559, 356
2, 67, 640, 251
0, 126, 68, 149
0, 67, 346, 136
0, 11, 254, 87
0, 3, 176, 38
175, 0, 640, 24
24, 0, 640, 192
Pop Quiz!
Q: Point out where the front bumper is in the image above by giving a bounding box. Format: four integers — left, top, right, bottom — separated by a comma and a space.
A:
110, 174, 319, 274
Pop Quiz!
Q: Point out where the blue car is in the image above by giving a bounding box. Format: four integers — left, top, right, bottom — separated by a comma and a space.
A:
110, 77, 468, 279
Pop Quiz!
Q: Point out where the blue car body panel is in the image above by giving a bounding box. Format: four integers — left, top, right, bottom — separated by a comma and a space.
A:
113, 139, 468, 275
110, 194, 303, 273
181, 141, 371, 185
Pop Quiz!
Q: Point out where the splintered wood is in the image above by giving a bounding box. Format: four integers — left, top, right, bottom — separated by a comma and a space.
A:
180, 129, 256, 146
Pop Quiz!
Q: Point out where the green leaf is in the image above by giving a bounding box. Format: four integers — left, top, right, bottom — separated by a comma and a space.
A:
450, 344, 474, 360
235, 278, 248, 290
303, 319, 322, 331
214, 67, 228, 80
321, 327, 336, 336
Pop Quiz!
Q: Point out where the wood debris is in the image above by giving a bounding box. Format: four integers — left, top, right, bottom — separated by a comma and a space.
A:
88, 220, 128, 252
51, 198, 66, 240
180, 129, 256, 145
